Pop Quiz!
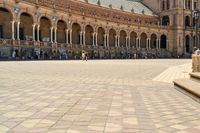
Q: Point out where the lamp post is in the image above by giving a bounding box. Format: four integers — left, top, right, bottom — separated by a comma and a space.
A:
194, 9, 200, 51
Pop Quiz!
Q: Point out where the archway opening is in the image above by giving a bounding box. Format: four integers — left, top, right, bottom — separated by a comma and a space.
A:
130, 31, 137, 48
57, 20, 67, 43
140, 33, 147, 48
0, 8, 12, 39
150, 34, 157, 49
72, 23, 81, 45
185, 35, 190, 53
109, 29, 116, 47
185, 16, 190, 27
161, 35, 167, 49
162, 15, 170, 26
120, 30, 127, 47
85, 25, 93, 45
97, 27, 105, 46
40, 17, 51, 42
20, 13, 33, 40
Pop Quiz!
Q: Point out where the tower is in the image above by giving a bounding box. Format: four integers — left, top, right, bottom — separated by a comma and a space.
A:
143, 0, 200, 56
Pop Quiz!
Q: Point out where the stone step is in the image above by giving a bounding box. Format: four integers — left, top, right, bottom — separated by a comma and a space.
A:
190, 72, 200, 83
174, 79, 200, 103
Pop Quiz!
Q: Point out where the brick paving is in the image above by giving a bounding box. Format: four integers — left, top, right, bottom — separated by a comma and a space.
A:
0, 59, 200, 133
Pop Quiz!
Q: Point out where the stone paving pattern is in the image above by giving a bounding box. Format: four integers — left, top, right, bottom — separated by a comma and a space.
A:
0, 59, 200, 133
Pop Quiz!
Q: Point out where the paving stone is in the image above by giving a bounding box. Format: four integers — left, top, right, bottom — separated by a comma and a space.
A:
0, 60, 199, 133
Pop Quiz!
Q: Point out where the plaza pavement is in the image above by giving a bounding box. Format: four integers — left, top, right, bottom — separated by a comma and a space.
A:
0, 59, 200, 133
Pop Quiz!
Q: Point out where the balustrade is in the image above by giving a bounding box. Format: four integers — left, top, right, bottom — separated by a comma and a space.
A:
192, 54, 200, 72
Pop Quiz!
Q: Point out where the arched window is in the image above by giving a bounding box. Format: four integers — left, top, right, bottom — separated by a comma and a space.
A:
185, 16, 190, 27
162, 16, 170, 26
72, 23, 81, 45
0, 8, 12, 39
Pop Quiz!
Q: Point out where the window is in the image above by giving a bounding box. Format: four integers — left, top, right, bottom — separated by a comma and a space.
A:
185, 16, 190, 27
162, 16, 170, 26
194, 2, 197, 9
0, 25, 3, 38
162, 0, 170, 11
166, 0, 170, 10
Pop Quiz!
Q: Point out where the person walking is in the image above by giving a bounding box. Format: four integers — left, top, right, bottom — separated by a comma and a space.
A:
82, 51, 85, 61
85, 52, 88, 61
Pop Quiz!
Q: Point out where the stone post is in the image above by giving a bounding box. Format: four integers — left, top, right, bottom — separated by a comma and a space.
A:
66, 29, 68, 44
37, 25, 40, 42
11, 20, 15, 40
32, 24, 36, 41
17, 21, 20, 40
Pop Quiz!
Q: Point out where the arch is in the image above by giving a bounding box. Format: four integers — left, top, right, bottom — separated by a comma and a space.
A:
160, 35, 167, 49
150, 34, 157, 49
57, 20, 67, 43
162, 15, 170, 26
19, 12, 34, 40
109, 29, 116, 47
72, 23, 81, 44
85, 25, 93, 45
119, 30, 127, 47
97, 27, 105, 46
140, 32, 147, 48
185, 16, 190, 27
40, 16, 51, 42
130, 31, 137, 48
0, 7, 12, 39
185, 35, 190, 53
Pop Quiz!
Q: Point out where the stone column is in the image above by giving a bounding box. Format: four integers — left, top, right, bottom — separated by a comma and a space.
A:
17, 21, 20, 40
136, 37, 138, 48
183, 0, 185, 9
70, 30, 72, 44
66, 29, 68, 44
37, 25, 40, 42
104, 34, 107, 47
126, 37, 128, 48
158, 39, 161, 49
50, 27, 53, 43
115, 36, 117, 47
156, 39, 159, 49
80, 31, 83, 45
96, 33, 98, 46
92, 33, 95, 46
192, 0, 194, 10
11, 20, 15, 40
138, 38, 141, 48
32, 24, 36, 41
148, 38, 151, 49
128, 36, 131, 49
167, 39, 169, 50
54, 28, 57, 43
107, 34, 109, 47
146, 38, 148, 49
83, 32, 85, 46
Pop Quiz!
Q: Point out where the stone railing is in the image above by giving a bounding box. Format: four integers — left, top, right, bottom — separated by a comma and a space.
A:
192, 54, 200, 72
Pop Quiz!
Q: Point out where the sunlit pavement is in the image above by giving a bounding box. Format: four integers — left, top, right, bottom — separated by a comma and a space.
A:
0, 59, 200, 133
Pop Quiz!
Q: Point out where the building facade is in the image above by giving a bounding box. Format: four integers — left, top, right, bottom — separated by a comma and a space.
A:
0, 0, 199, 60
